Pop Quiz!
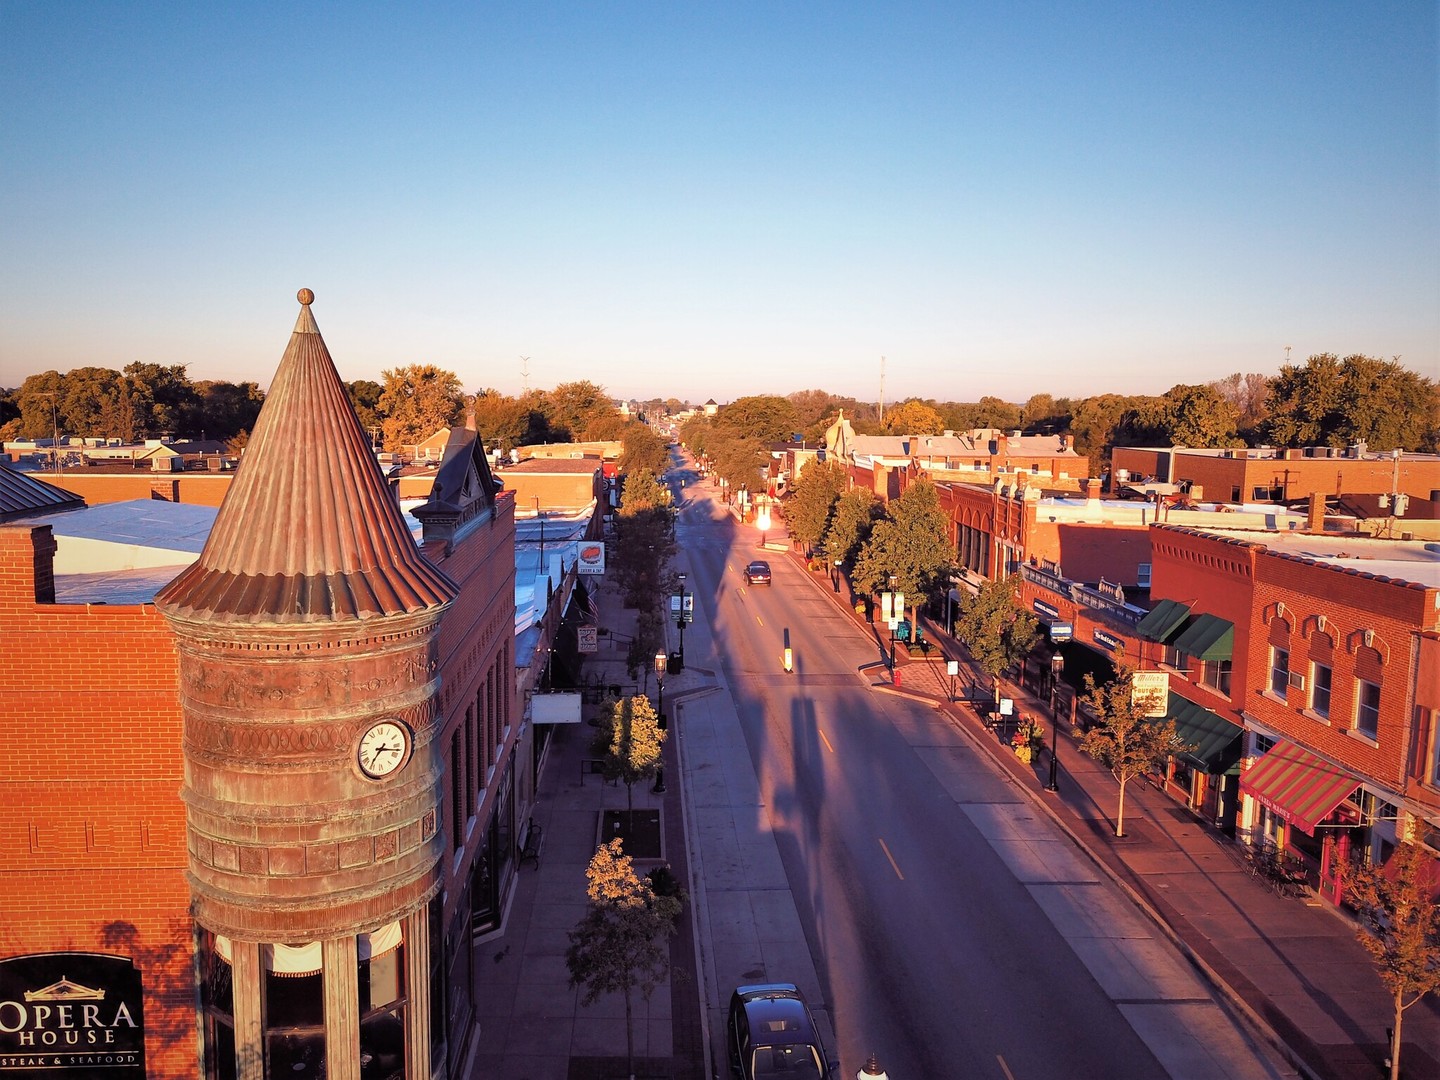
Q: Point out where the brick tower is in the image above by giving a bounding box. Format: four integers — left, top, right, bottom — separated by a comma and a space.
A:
155, 289, 457, 1080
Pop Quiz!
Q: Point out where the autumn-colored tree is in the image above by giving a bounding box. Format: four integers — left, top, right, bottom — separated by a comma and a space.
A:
785, 459, 848, 555
881, 399, 945, 435
1208, 372, 1270, 441
583, 410, 630, 441
377, 364, 464, 452
566, 838, 682, 1080
591, 696, 666, 812
1340, 841, 1440, 1080
619, 423, 670, 476
951, 576, 1039, 699
611, 468, 676, 617
1118, 383, 1240, 449
1078, 667, 1192, 837
851, 479, 953, 629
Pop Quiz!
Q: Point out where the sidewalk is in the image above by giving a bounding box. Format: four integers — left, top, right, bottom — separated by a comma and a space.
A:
790, 546, 1440, 1080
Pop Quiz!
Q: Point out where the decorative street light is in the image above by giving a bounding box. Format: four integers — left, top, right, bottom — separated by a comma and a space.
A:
886, 574, 900, 669
675, 572, 689, 669
1045, 651, 1065, 793
652, 650, 668, 793
833, 558, 842, 593
857, 1055, 889, 1079
532, 496, 545, 566
756, 497, 772, 547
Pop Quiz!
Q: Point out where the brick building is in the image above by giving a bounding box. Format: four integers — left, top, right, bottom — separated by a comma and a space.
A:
0, 291, 524, 1080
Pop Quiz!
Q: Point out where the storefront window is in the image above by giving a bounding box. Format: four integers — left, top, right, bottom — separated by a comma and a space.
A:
1200, 659, 1231, 696
265, 964, 326, 1078
201, 933, 236, 1080
359, 930, 406, 1080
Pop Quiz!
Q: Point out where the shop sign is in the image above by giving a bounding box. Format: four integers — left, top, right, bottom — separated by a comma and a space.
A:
1047, 622, 1073, 643
578, 542, 606, 575
0, 952, 145, 1078
577, 626, 598, 654
1092, 629, 1124, 652
1130, 671, 1169, 717
1033, 600, 1061, 620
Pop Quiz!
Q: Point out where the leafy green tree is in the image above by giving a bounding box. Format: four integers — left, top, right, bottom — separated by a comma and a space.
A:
1264, 353, 1440, 452
951, 576, 1039, 698
566, 837, 682, 1080
1340, 841, 1440, 1080
1022, 393, 1060, 432
851, 480, 953, 628
123, 362, 199, 437
823, 488, 881, 574
346, 379, 385, 442
583, 410, 630, 441
785, 459, 848, 555
591, 695, 666, 811
619, 423, 670, 476
1069, 393, 1151, 473
1078, 666, 1192, 837
377, 364, 464, 451
543, 380, 613, 441
714, 395, 801, 445
1208, 372, 1270, 442
1120, 384, 1240, 448
882, 399, 945, 435
611, 468, 676, 619
193, 380, 265, 442
710, 435, 768, 502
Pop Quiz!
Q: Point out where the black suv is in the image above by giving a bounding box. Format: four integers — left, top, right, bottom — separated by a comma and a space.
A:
744, 560, 772, 586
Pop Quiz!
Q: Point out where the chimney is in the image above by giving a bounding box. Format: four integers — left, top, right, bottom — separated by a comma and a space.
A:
1084, 478, 1102, 504
1307, 491, 1326, 533
0, 523, 58, 604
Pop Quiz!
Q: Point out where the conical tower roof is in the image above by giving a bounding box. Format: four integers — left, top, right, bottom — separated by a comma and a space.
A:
156, 289, 456, 623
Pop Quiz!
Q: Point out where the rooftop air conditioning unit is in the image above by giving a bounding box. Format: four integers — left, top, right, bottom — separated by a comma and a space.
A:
1288, 671, 1307, 691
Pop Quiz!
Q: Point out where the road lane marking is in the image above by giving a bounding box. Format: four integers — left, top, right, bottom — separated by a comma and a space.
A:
818, 728, 835, 754
877, 838, 904, 880
996, 1056, 1016, 1080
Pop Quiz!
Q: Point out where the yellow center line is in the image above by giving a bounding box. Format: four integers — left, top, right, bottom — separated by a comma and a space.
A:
818, 728, 835, 754
877, 838, 904, 880
756, 616, 764, 627
996, 1055, 1016, 1080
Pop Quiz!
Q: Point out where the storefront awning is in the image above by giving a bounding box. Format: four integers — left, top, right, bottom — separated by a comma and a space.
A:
1239, 742, 1360, 834
1172, 613, 1234, 661
1163, 697, 1242, 774
1136, 599, 1191, 644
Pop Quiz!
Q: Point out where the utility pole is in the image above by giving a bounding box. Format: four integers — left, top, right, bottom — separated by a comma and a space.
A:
878, 356, 886, 425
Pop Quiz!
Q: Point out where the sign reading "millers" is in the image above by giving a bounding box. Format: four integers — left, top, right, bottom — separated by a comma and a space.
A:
0, 953, 145, 1079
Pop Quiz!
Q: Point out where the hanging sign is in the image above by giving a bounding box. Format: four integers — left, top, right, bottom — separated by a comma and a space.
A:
577, 626, 598, 654
578, 542, 606, 575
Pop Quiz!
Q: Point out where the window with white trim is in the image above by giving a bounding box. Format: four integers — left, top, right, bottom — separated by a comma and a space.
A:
1355, 679, 1380, 739
1269, 647, 1289, 697
1136, 563, 1152, 588
1309, 663, 1332, 719
1200, 658, 1232, 696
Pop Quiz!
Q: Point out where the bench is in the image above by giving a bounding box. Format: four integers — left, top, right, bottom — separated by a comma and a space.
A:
519, 820, 544, 868
580, 758, 618, 785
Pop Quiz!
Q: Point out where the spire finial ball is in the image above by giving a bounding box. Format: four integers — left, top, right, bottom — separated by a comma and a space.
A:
297, 288, 314, 305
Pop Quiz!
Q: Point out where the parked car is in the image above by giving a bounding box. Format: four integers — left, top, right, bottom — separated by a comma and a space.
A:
726, 982, 835, 1079
744, 560, 772, 586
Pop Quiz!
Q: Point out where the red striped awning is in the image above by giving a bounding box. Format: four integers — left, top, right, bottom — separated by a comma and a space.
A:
1240, 741, 1359, 835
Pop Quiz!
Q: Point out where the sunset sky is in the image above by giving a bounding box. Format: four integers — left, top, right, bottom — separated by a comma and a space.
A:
2, 2, 1435, 404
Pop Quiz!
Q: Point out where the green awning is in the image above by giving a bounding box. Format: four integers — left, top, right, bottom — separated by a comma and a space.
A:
1135, 599, 1192, 643
1172, 613, 1234, 661
1162, 697, 1243, 774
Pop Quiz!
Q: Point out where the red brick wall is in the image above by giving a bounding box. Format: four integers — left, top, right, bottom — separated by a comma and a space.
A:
44, 473, 235, 506
0, 524, 193, 1078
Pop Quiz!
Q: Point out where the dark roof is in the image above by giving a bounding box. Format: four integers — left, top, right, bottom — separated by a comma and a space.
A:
155, 289, 456, 624
0, 460, 85, 523
498, 458, 602, 475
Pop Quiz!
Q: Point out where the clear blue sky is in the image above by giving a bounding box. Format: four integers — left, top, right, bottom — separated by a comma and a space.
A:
2, 2, 1435, 405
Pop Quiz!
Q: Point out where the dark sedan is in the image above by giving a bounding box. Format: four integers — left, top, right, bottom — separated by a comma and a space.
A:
726, 982, 835, 1078
744, 560, 772, 586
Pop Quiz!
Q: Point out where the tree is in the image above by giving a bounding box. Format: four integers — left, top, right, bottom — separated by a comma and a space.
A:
619, 423, 670, 476
611, 468, 676, 618
851, 480, 953, 629
591, 696, 667, 812
377, 365, 464, 451
1340, 841, 1440, 1080
346, 379, 385, 443
583, 410, 630, 441
566, 837, 682, 1080
1069, 393, 1152, 474
1078, 667, 1192, 837
881, 399, 945, 435
1208, 372, 1270, 441
951, 576, 1039, 699
542, 380, 613, 441
1263, 354, 1440, 452
123, 362, 199, 437
710, 435, 768, 502
1118, 384, 1239, 449
714, 395, 801, 445
823, 488, 881, 575
785, 459, 848, 556
193, 380, 265, 443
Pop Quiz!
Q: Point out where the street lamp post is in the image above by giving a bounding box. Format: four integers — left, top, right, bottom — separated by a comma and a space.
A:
1045, 651, 1064, 793
857, 1055, 889, 1079
532, 496, 545, 566
887, 574, 899, 670
833, 558, 842, 593
756, 497, 771, 548
652, 649, 667, 793
675, 572, 688, 668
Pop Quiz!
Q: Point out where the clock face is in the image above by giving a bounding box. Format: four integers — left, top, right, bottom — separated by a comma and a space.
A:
358, 720, 409, 779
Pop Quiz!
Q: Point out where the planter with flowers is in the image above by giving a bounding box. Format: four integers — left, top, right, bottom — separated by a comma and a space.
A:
1011, 717, 1045, 764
